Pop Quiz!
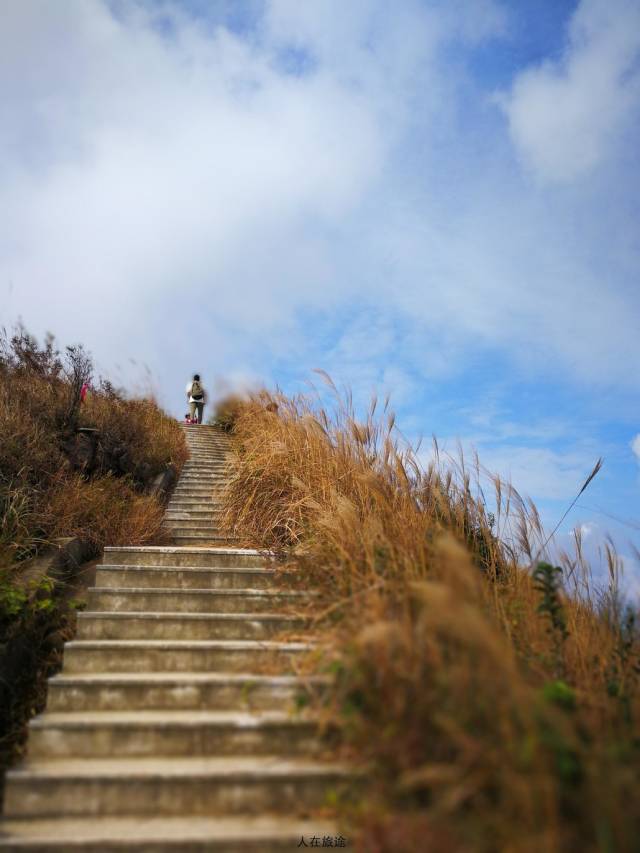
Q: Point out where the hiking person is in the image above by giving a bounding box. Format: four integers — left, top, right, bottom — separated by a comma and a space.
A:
186, 374, 206, 424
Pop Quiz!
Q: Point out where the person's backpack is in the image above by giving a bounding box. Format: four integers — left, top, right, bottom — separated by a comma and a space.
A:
191, 380, 204, 401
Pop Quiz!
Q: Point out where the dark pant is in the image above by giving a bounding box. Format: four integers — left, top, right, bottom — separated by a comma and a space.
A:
189, 401, 204, 423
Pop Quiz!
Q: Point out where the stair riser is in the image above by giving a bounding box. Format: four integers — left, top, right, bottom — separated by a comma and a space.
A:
77, 616, 303, 641
4, 775, 341, 818
182, 471, 229, 476
87, 590, 302, 614
166, 503, 222, 513
185, 444, 230, 450
102, 550, 266, 568
0, 835, 329, 853
164, 513, 223, 522
170, 538, 240, 547
96, 568, 276, 590
63, 646, 307, 674
172, 487, 228, 494
184, 461, 229, 466
174, 490, 228, 497
46, 681, 323, 713
163, 522, 227, 531
28, 724, 322, 759
175, 481, 230, 488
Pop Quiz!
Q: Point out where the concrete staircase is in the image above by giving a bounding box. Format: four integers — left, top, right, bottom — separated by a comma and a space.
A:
0, 425, 347, 851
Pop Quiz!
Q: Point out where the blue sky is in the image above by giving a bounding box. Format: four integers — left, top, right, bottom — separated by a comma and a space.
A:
1, 0, 639, 593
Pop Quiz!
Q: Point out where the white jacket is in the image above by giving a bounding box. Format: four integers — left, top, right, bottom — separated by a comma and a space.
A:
186, 381, 206, 403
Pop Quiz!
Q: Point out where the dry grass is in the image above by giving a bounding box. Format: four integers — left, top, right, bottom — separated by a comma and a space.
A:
0, 326, 187, 782
220, 384, 639, 853
0, 327, 187, 566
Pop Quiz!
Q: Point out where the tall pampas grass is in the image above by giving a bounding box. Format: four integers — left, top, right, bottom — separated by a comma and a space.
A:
220, 384, 639, 853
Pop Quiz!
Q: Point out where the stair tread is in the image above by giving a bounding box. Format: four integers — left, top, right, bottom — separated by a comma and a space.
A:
91, 587, 306, 596
104, 546, 267, 555
9, 756, 350, 779
99, 565, 278, 574
50, 672, 329, 685
0, 815, 338, 844
80, 611, 303, 621
66, 639, 314, 649
30, 710, 315, 727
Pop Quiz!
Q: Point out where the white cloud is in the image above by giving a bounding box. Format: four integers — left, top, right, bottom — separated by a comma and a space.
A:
631, 434, 640, 464
0, 0, 639, 420
500, 0, 640, 182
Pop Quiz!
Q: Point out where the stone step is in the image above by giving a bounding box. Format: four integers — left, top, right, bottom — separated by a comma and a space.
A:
3, 756, 350, 818
96, 565, 278, 590
102, 547, 267, 568
168, 493, 227, 502
162, 518, 230, 536
179, 470, 231, 484
165, 501, 223, 512
164, 511, 222, 520
173, 484, 229, 492
46, 673, 329, 713
0, 815, 339, 851
178, 470, 231, 478
184, 441, 230, 448
76, 612, 305, 641
173, 483, 229, 492
87, 588, 307, 614
182, 460, 230, 466
171, 489, 228, 498
62, 640, 314, 674
181, 467, 229, 474
163, 519, 226, 529
27, 711, 325, 759
170, 535, 241, 547
170, 537, 242, 548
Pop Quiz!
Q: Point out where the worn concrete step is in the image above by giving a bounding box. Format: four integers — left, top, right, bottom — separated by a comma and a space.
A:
173, 484, 229, 493
164, 511, 222, 521
28, 711, 325, 759
177, 471, 230, 479
163, 524, 233, 535
171, 490, 228, 500
176, 478, 230, 486
163, 519, 226, 530
46, 673, 329, 713
0, 815, 340, 852
163, 527, 232, 539
77, 612, 305, 641
165, 509, 225, 519
3, 756, 350, 818
167, 496, 224, 506
173, 487, 228, 496
62, 640, 314, 674
179, 461, 228, 466
168, 494, 226, 503
103, 547, 267, 568
164, 508, 223, 516
167, 496, 224, 514
170, 535, 241, 547
96, 565, 279, 590
87, 588, 307, 614
184, 442, 231, 449
170, 539, 242, 549
179, 466, 231, 473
